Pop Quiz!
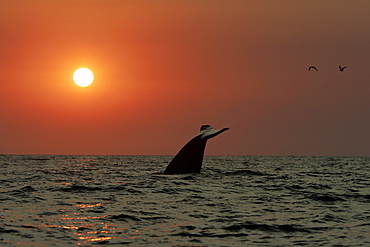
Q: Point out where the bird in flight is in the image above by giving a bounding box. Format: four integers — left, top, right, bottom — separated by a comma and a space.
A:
308, 66, 318, 71
339, 65, 347, 71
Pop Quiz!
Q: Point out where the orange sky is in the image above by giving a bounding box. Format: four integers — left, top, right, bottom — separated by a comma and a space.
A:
1, 1, 370, 156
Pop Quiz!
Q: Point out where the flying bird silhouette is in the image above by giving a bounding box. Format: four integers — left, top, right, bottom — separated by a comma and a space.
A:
308, 66, 318, 71
339, 65, 347, 71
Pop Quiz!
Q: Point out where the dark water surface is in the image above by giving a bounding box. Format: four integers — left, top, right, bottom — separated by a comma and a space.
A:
1, 155, 369, 246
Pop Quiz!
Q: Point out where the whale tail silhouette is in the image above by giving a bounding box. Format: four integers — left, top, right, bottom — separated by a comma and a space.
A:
164, 125, 229, 174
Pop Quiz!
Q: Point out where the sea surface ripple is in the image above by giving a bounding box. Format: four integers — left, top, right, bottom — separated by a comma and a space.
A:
1, 155, 370, 246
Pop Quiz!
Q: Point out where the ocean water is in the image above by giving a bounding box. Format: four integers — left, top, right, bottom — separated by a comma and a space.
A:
0, 155, 369, 246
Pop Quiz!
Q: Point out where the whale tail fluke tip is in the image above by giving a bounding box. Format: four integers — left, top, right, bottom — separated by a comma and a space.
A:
199, 125, 230, 139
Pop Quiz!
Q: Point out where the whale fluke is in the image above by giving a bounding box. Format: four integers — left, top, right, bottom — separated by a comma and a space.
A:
164, 125, 229, 174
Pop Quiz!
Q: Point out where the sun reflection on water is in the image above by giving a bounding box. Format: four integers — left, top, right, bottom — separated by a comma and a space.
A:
72, 202, 104, 208
40, 202, 120, 245
78, 236, 115, 242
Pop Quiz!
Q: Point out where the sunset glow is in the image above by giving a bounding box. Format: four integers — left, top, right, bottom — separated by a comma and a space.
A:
1, 1, 369, 156
73, 68, 94, 87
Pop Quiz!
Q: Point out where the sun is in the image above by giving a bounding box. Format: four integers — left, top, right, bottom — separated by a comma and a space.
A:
73, 68, 94, 87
